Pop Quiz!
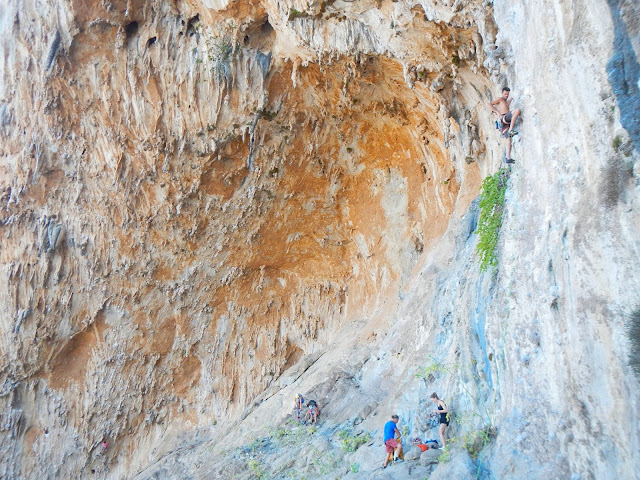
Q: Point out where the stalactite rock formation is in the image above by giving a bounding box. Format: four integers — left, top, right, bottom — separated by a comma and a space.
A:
0, 0, 638, 478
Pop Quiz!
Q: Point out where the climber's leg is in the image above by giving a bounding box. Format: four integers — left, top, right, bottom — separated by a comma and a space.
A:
509, 109, 521, 132
505, 137, 514, 163
439, 423, 448, 448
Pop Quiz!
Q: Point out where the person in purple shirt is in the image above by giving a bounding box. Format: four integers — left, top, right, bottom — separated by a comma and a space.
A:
382, 414, 403, 468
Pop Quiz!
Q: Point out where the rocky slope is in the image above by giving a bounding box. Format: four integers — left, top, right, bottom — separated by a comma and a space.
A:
0, 0, 638, 479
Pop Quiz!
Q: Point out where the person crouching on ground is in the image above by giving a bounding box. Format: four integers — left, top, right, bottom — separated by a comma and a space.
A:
411, 437, 429, 452
305, 400, 319, 424
430, 392, 449, 448
382, 414, 403, 468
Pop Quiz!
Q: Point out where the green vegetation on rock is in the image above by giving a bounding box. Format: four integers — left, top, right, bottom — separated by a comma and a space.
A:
414, 355, 448, 382
248, 457, 268, 479
475, 168, 510, 272
338, 429, 371, 452
288, 8, 309, 21
461, 426, 495, 459
437, 444, 451, 463
612, 135, 622, 151
205, 34, 236, 80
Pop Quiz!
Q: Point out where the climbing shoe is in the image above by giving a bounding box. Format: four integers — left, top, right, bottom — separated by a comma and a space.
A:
504, 158, 515, 164
509, 130, 518, 137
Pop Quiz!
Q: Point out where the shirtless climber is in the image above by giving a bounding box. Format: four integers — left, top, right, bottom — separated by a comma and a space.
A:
489, 87, 521, 164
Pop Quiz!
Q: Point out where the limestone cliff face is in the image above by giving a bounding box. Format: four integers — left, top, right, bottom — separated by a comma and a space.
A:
0, 0, 638, 479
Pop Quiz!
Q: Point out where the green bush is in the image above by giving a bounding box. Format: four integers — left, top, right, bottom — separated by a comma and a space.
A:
612, 135, 622, 151
311, 448, 341, 475
437, 444, 451, 463
288, 8, 309, 21
268, 422, 307, 446
272, 427, 292, 440
414, 356, 448, 381
206, 34, 235, 80
338, 430, 371, 452
461, 428, 491, 459
248, 437, 265, 452
248, 457, 269, 479
475, 168, 510, 272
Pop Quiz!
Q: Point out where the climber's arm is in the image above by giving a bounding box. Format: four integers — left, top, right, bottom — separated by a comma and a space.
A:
488, 98, 502, 115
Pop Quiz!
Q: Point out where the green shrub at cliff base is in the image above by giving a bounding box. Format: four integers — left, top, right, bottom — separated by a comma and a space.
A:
475, 168, 510, 272
437, 444, 451, 463
338, 430, 371, 452
247, 457, 268, 479
461, 427, 492, 459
